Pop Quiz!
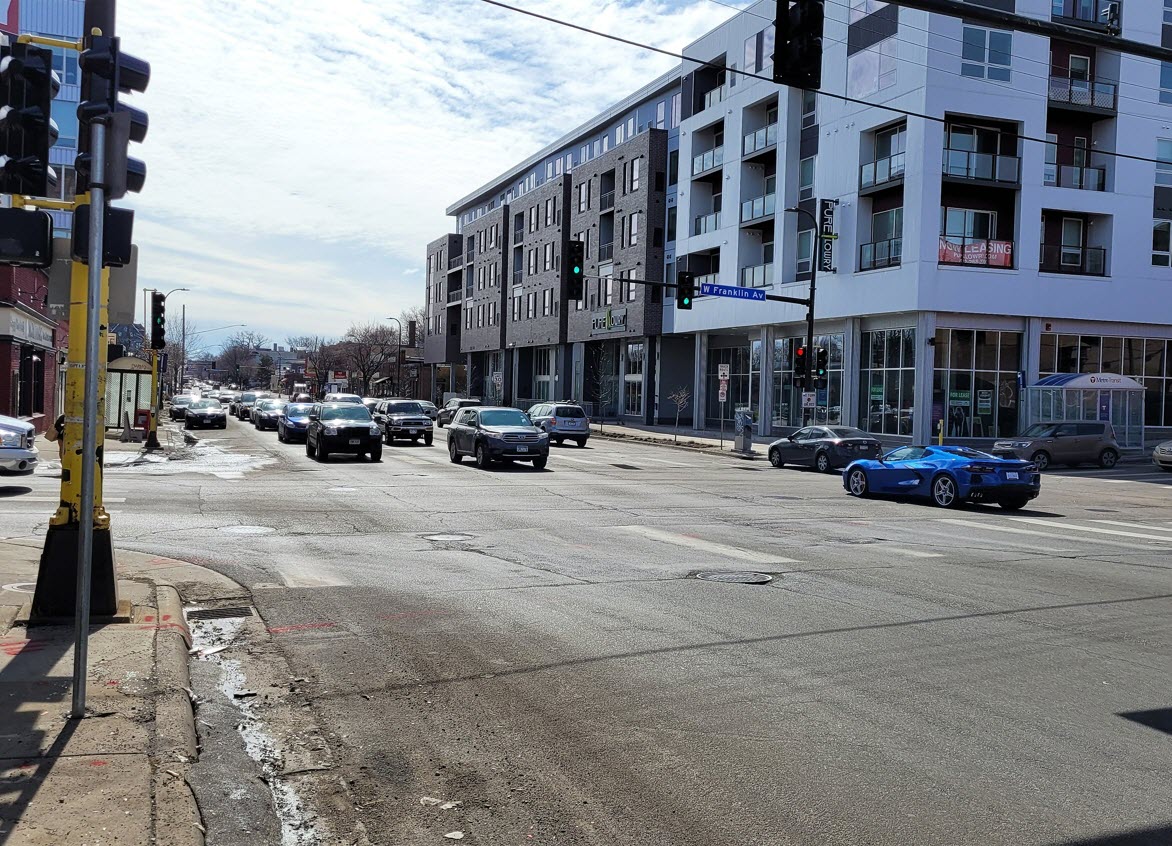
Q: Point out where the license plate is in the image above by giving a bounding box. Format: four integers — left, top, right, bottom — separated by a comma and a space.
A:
349, 438, 361, 445
1006, 471, 1019, 480
517, 445, 528, 453
409, 429, 417, 434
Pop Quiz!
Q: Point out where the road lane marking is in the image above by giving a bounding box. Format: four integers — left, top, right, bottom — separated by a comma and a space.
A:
7, 496, 126, 503
388, 454, 432, 466
883, 547, 944, 559
271, 562, 351, 588
1010, 517, 1172, 543
1090, 520, 1172, 533
624, 526, 799, 564
554, 455, 603, 465
939, 518, 1107, 552
630, 456, 699, 467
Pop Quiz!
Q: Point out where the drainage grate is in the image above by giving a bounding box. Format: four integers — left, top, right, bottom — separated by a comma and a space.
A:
610, 464, 641, 470
695, 571, 773, 585
187, 606, 254, 621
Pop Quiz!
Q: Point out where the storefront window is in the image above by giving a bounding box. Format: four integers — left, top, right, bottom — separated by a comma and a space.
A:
1041, 332, 1172, 426
932, 328, 1020, 437
859, 328, 915, 435
706, 340, 761, 424
771, 334, 844, 431
534, 346, 555, 401
624, 342, 644, 416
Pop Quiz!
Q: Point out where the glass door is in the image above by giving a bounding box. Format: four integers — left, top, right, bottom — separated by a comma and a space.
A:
1061, 218, 1084, 267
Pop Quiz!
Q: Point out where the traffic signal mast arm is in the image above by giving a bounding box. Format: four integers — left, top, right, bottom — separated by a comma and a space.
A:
17, 34, 83, 51
568, 273, 811, 305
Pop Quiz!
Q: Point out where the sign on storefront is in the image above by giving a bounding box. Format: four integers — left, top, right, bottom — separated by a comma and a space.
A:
977, 390, 993, 414
938, 238, 1013, 267
819, 200, 836, 273
590, 307, 627, 334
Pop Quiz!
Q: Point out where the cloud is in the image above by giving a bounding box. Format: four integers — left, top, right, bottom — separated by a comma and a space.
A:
116, 0, 738, 344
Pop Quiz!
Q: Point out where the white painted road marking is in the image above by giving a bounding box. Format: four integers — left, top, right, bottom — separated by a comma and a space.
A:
625, 526, 799, 564
1091, 520, 1172, 533
883, 547, 944, 559
554, 455, 603, 465
633, 456, 699, 468
1010, 517, 1172, 543
272, 561, 351, 588
6, 496, 126, 503
939, 518, 1105, 553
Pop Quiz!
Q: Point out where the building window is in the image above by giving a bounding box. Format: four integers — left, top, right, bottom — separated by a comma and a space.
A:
671, 92, 681, 128
771, 334, 843, 430
798, 156, 815, 200
797, 229, 814, 274
961, 26, 1011, 82
933, 329, 1022, 438
526, 292, 536, 319
1041, 332, 1171, 426
667, 207, 677, 242
543, 242, 553, 271
707, 341, 763, 425
801, 90, 816, 129
848, 36, 897, 98
1159, 139, 1172, 185
656, 101, 666, 129
859, 329, 916, 435
578, 181, 590, 212
616, 123, 625, 145
668, 150, 679, 186
625, 342, 645, 416
850, 0, 888, 22
630, 158, 641, 192
744, 34, 758, 73
1154, 220, 1172, 267
528, 205, 537, 233
542, 288, 552, 316
545, 161, 553, 179
51, 100, 79, 148
512, 287, 522, 320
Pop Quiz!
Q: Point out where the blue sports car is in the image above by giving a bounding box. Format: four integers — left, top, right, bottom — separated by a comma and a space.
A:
842, 445, 1041, 510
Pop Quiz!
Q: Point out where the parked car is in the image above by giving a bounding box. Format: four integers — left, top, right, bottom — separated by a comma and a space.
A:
184, 398, 228, 430
526, 402, 590, 447
251, 399, 288, 430
844, 445, 1040, 510
992, 420, 1120, 470
1154, 439, 1172, 472
277, 402, 314, 443
767, 426, 883, 473
436, 397, 482, 427
323, 393, 363, 404
417, 400, 438, 420
374, 399, 434, 445
168, 395, 195, 420
220, 391, 241, 413
447, 405, 548, 469
235, 391, 262, 420
0, 413, 37, 475
306, 402, 383, 462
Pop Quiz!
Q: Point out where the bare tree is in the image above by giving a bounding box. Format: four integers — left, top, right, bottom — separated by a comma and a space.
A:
399, 305, 426, 347
668, 385, 692, 443
338, 322, 396, 396
217, 342, 254, 387
229, 329, 270, 351
163, 315, 208, 391
287, 335, 339, 394
588, 345, 620, 433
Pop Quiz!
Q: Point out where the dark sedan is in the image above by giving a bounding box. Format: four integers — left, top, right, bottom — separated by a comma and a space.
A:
183, 399, 228, 430
306, 402, 383, 462
251, 398, 287, 430
436, 397, 482, 427
768, 425, 883, 473
447, 406, 548, 469
277, 402, 314, 443
168, 395, 195, 420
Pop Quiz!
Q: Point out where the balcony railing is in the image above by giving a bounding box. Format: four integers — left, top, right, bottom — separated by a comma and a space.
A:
694, 211, 722, 236
702, 84, 728, 111
859, 238, 903, 271
1043, 163, 1106, 191
465, 251, 474, 264
447, 289, 464, 303
692, 145, 724, 175
938, 236, 1015, 268
448, 254, 462, 270
741, 193, 776, 223
693, 272, 719, 293
743, 123, 778, 156
512, 269, 523, 284
600, 190, 615, 211
598, 241, 614, 261
513, 227, 524, 243
740, 263, 774, 287
942, 149, 1020, 184
1051, 0, 1118, 28
1048, 75, 1117, 110
1040, 243, 1106, 276
860, 153, 906, 190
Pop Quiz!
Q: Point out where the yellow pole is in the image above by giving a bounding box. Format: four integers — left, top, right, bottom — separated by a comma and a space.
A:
146, 349, 160, 448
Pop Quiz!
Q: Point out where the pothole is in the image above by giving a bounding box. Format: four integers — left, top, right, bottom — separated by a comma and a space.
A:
220, 525, 276, 535
423, 533, 475, 542
694, 571, 774, 585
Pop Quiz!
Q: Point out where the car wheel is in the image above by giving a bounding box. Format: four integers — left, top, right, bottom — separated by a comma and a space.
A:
999, 496, 1030, 511
316, 438, 328, 462
369, 446, 382, 462
931, 474, 960, 509
1030, 450, 1051, 471
576, 438, 587, 448
424, 433, 433, 446
769, 448, 783, 468
553, 437, 563, 446
1098, 449, 1118, 469
846, 468, 868, 497
383, 431, 392, 445
532, 455, 548, 470
815, 451, 832, 473
475, 443, 490, 469
437, 418, 445, 428
448, 439, 462, 464
184, 420, 191, 430
219, 422, 226, 429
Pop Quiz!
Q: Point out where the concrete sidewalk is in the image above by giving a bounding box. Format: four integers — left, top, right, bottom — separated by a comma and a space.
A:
0, 539, 242, 846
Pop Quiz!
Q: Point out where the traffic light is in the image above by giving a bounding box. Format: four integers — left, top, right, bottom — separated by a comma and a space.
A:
676, 271, 695, 310
773, 0, 824, 90
76, 36, 149, 200
565, 239, 585, 300
150, 291, 165, 350
794, 344, 808, 388
814, 347, 829, 389
0, 43, 60, 197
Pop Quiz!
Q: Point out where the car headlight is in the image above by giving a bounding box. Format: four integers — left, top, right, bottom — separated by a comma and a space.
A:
537, 431, 549, 440
369, 425, 380, 435
0, 429, 22, 447
324, 426, 338, 435
1012, 441, 1031, 448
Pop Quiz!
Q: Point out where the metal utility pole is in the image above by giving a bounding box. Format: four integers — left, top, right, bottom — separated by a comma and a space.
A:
385, 317, 402, 396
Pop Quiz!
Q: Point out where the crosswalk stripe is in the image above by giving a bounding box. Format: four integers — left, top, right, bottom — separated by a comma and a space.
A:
883, 547, 944, 559
1010, 517, 1172, 543
633, 456, 699, 467
1090, 520, 1172, 534
554, 455, 603, 465
939, 518, 1105, 552
623, 526, 799, 564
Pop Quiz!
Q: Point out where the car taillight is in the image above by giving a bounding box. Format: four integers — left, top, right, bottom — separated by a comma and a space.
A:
961, 464, 997, 473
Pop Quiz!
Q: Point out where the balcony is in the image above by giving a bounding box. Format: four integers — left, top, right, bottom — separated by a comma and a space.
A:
740, 263, 774, 287
447, 289, 464, 304
600, 190, 615, 212
942, 149, 1020, 185
465, 251, 474, 264
859, 238, 903, 271
694, 272, 719, 293
741, 193, 776, 223
513, 227, 524, 244
1044, 163, 1105, 191
512, 268, 523, 284
1040, 243, 1106, 276
1051, 0, 1119, 30
598, 241, 614, 261
448, 254, 463, 270
860, 153, 906, 191
743, 123, 778, 157
694, 211, 722, 236
1047, 76, 1117, 113
938, 236, 1015, 268
702, 84, 727, 112
692, 146, 724, 176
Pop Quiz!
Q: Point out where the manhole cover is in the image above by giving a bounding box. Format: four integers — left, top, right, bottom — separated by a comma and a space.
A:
220, 525, 275, 535
695, 571, 773, 585
187, 606, 254, 621
423, 533, 475, 543
2, 582, 35, 594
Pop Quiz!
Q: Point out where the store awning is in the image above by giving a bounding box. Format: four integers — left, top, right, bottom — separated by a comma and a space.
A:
1033, 373, 1143, 391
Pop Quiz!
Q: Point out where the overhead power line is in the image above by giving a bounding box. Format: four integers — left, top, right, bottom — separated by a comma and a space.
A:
473, 0, 1169, 168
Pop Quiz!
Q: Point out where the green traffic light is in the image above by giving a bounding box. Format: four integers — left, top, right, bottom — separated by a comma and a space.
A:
573, 265, 581, 274
683, 297, 690, 305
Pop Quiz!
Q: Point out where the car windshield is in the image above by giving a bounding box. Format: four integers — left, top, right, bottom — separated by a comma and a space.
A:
938, 446, 997, 459
172, 396, 193, 405
263, 401, 288, 412
189, 400, 221, 410
286, 404, 314, 417
830, 427, 868, 439
479, 409, 531, 427
321, 405, 372, 422
386, 402, 423, 414
554, 406, 585, 418
329, 395, 362, 403
1021, 423, 1058, 437
241, 393, 257, 402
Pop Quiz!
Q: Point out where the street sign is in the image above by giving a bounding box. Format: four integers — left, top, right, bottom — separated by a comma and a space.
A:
718, 386, 728, 403
700, 282, 766, 302
718, 363, 730, 380
492, 371, 503, 387
819, 199, 836, 273
802, 391, 816, 409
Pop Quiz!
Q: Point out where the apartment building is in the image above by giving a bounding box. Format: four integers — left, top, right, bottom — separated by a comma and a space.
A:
426, 0, 1172, 445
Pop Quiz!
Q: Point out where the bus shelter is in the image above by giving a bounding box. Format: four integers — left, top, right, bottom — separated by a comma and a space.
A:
105, 355, 154, 428
1026, 373, 1144, 448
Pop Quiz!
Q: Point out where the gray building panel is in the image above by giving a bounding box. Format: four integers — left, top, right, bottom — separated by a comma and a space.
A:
505, 176, 570, 349
424, 233, 461, 365
460, 206, 509, 354
19, 0, 83, 37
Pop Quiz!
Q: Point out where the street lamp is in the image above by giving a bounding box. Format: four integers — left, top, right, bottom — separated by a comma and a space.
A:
385, 317, 402, 398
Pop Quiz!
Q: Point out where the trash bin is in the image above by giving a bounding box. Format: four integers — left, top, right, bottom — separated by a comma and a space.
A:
734, 411, 753, 453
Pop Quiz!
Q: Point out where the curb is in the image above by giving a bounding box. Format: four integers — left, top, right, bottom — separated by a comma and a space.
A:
590, 428, 761, 458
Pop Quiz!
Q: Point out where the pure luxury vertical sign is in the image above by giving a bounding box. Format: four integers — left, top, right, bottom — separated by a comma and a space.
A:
819, 199, 836, 274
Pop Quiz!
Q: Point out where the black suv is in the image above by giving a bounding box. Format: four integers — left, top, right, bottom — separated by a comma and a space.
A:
306, 402, 383, 462
448, 406, 548, 469
374, 399, 434, 445
436, 397, 482, 427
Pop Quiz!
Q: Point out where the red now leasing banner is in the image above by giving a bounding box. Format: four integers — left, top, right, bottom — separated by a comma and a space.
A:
939, 238, 1013, 267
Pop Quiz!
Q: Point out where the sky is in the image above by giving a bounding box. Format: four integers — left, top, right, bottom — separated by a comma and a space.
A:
117, 0, 741, 352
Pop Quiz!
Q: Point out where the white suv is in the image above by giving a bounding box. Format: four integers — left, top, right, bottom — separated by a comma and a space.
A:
526, 403, 590, 447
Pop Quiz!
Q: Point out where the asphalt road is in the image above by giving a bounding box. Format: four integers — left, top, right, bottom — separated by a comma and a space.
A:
4, 416, 1171, 845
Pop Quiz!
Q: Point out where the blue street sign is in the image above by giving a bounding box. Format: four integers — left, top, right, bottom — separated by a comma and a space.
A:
700, 282, 766, 302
